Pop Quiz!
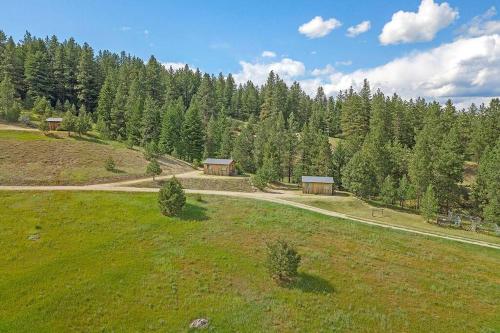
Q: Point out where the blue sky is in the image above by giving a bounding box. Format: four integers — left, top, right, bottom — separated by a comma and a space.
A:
1, 0, 499, 105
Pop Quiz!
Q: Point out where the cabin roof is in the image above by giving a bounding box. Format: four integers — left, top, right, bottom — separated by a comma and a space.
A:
203, 158, 234, 165
301, 176, 334, 184
46, 117, 63, 122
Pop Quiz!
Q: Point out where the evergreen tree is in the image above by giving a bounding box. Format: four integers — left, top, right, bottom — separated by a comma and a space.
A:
76, 105, 92, 136
76, 43, 98, 111
380, 175, 397, 205
342, 149, 377, 198
146, 159, 162, 181
125, 76, 145, 146
61, 110, 77, 136
0, 75, 20, 122
110, 79, 128, 140
96, 74, 115, 137
332, 141, 348, 189
421, 185, 438, 222
141, 96, 161, 145
144, 55, 164, 103
159, 97, 184, 155
181, 98, 204, 161
24, 50, 50, 101
232, 118, 256, 173
474, 139, 500, 225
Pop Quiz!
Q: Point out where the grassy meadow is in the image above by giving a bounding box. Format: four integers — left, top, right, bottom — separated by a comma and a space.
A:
288, 194, 500, 245
0, 130, 191, 185
0, 191, 498, 332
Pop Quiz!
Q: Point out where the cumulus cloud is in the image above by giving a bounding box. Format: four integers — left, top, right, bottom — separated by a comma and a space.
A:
319, 35, 500, 101
347, 21, 371, 37
234, 58, 305, 85
311, 64, 336, 76
162, 62, 191, 71
458, 6, 500, 38
261, 50, 277, 58
298, 16, 342, 38
379, 0, 458, 45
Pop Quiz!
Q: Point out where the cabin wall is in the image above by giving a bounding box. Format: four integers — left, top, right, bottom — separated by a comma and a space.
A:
203, 163, 236, 176
302, 182, 333, 195
47, 122, 61, 131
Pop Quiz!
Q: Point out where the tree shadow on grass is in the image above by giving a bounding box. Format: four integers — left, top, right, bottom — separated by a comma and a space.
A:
177, 202, 208, 221
288, 272, 334, 294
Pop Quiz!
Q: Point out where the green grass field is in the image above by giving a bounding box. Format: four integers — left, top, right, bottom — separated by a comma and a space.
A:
288, 194, 500, 245
0, 130, 191, 185
135, 176, 255, 192
1, 191, 498, 332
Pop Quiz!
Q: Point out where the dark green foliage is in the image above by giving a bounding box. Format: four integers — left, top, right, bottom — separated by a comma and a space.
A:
0, 75, 20, 122
146, 159, 162, 180
266, 239, 301, 284
181, 99, 204, 162
104, 156, 115, 171
474, 140, 500, 225
421, 185, 439, 222
380, 175, 397, 205
158, 177, 186, 216
61, 110, 77, 135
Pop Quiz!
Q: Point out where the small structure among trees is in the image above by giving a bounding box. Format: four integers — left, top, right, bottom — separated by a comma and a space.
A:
45, 117, 63, 131
301, 176, 334, 195
203, 158, 236, 176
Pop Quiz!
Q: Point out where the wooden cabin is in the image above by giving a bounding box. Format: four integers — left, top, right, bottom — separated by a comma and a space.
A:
301, 176, 334, 195
203, 158, 236, 176
46, 117, 63, 131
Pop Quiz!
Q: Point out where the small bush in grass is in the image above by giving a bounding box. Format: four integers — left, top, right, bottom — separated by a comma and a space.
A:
192, 159, 202, 169
158, 177, 186, 216
104, 156, 115, 171
194, 193, 203, 202
266, 239, 301, 284
251, 172, 268, 190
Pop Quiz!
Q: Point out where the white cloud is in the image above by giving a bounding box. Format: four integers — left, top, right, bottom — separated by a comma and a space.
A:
234, 58, 305, 85
311, 64, 336, 76
347, 21, 371, 37
261, 50, 277, 58
335, 60, 352, 66
458, 6, 500, 38
298, 16, 342, 39
316, 35, 500, 102
162, 62, 190, 71
379, 0, 459, 45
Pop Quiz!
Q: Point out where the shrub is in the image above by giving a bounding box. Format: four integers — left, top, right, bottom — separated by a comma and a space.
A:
251, 171, 268, 190
158, 177, 186, 216
266, 239, 301, 284
104, 156, 116, 171
146, 159, 162, 181
192, 159, 202, 169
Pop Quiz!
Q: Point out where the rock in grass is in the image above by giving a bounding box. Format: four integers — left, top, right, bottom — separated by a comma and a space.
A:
189, 318, 209, 329
28, 234, 40, 241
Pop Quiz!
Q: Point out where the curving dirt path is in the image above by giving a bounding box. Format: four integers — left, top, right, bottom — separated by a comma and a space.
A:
0, 182, 499, 250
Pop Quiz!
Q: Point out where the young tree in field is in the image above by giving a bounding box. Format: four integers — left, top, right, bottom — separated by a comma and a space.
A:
158, 177, 186, 216
146, 159, 162, 181
266, 239, 301, 285
421, 185, 438, 222
104, 156, 115, 171
76, 105, 92, 136
61, 110, 77, 136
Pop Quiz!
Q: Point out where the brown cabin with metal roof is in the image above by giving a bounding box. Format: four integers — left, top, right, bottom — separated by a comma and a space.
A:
203, 158, 236, 176
46, 117, 63, 131
301, 176, 334, 195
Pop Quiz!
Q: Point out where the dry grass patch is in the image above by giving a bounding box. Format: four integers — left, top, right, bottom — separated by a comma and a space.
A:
0, 130, 191, 185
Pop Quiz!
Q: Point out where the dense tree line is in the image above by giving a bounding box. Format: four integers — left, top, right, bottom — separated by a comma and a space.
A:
0, 30, 498, 222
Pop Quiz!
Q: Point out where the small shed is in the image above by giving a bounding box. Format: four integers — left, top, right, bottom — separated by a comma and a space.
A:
203, 158, 236, 176
301, 176, 334, 195
46, 117, 63, 131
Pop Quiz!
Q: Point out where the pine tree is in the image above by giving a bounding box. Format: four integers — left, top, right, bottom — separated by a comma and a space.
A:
332, 141, 348, 189
61, 110, 77, 136
110, 79, 128, 140
24, 50, 50, 101
474, 139, 500, 225
181, 99, 204, 162
380, 175, 397, 205
144, 55, 164, 103
0, 75, 20, 122
195, 73, 216, 122
232, 118, 256, 173
96, 74, 115, 137
421, 185, 438, 222
125, 76, 145, 146
203, 115, 220, 158
159, 97, 184, 155
141, 96, 161, 145
342, 149, 377, 198
76, 43, 98, 112
146, 159, 162, 181
76, 105, 92, 136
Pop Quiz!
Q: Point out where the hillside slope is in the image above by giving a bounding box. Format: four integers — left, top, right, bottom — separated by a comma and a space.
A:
0, 130, 192, 185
